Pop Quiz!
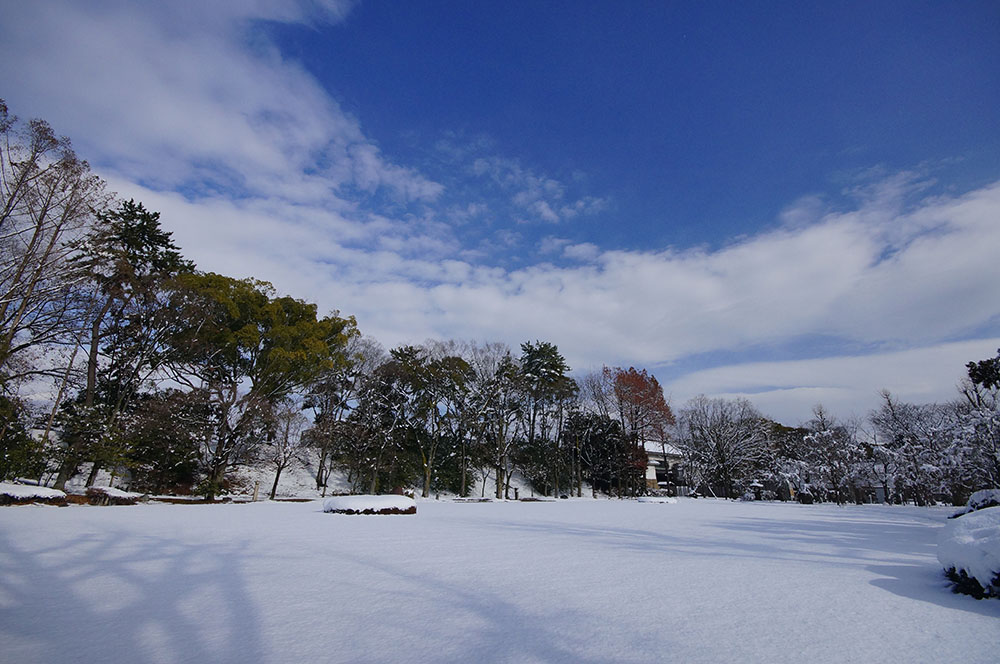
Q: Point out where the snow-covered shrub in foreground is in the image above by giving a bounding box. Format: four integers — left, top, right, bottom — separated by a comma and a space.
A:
938, 506, 1000, 599
323, 495, 416, 515
950, 488, 1000, 518
0, 481, 67, 506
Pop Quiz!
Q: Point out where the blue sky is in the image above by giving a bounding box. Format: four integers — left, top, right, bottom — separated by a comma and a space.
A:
277, 0, 1000, 250
1, 0, 998, 423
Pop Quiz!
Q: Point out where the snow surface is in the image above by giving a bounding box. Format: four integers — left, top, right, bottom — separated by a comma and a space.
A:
322, 494, 416, 513
1, 499, 997, 663
0, 481, 66, 500
635, 496, 678, 504
938, 506, 1000, 591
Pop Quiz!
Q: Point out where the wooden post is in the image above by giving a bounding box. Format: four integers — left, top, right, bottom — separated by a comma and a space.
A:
252, 481, 259, 502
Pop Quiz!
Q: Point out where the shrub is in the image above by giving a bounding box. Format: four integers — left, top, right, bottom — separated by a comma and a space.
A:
950, 489, 1000, 518
938, 506, 1000, 599
85, 486, 144, 506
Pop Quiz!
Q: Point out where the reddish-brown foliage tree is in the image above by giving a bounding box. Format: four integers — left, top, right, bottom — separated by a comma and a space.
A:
606, 366, 675, 445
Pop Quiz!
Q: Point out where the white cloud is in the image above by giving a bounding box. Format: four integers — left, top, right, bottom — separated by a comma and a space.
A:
471, 154, 607, 224
538, 236, 570, 255
0, 1, 437, 206
563, 243, 600, 261
665, 339, 1000, 425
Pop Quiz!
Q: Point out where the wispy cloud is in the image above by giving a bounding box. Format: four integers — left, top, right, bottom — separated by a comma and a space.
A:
470, 155, 609, 224
0, 1, 437, 208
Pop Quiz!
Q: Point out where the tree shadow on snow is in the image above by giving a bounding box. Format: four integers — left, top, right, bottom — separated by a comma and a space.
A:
706, 514, 939, 560
325, 547, 671, 664
866, 563, 1000, 618
486, 511, 1000, 617
0, 527, 265, 663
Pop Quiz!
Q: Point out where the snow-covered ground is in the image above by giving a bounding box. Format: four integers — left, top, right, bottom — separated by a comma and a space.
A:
1, 499, 996, 663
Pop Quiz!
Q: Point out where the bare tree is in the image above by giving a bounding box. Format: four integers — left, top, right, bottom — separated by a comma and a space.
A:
677, 395, 769, 498
266, 401, 310, 500
803, 405, 862, 505
0, 100, 109, 389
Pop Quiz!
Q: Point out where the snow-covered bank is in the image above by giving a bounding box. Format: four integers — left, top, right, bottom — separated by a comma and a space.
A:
0, 481, 66, 505
0, 500, 995, 663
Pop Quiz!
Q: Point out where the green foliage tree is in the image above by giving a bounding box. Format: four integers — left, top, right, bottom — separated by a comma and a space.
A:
302, 336, 381, 493
124, 389, 207, 494
966, 349, 1000, 392
563, 411, 631, 497
0, 394, 46, 481
51, 199, 192, 489
167, 272, 356, 499
517, 341, 577, 496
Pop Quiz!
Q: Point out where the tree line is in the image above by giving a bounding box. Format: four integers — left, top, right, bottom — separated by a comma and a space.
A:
673, 371, 999, 506
1, 100, 997, 503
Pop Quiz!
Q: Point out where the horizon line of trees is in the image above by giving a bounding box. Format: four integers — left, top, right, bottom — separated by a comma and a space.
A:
2, 100, 997, 504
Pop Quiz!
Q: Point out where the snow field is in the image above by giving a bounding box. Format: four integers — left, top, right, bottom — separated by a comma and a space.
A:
0, 499, 997, 663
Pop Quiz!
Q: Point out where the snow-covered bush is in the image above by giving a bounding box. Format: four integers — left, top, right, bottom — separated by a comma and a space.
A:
86, 486, 146, 506
636, 496, 677, 504
0, 481, 67, 506
938, 506, 1000, 599
323, 495, 416, 515
950, 488, 1000, 518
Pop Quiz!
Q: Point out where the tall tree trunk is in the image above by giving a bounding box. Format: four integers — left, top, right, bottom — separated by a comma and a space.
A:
315, 447, 328, 490
85, 299, 113, 407
270, 465, 283, 500
203, 461, 226, 501
85, 462, 101, 487
460, 437, 467, 497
